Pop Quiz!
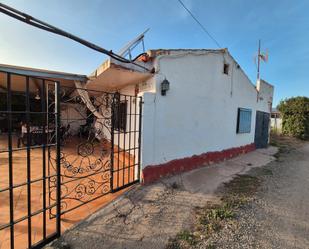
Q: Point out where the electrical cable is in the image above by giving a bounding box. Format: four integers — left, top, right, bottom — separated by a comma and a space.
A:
176, 0, 221, 48
0, 3, 151, 71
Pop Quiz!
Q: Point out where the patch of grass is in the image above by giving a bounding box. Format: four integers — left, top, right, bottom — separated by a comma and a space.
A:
169, 203, 235, 248
221, 175, 261, 210
167, 135, 305, 248
270, 133, 303, 160
177, 230, 198, 246
224, 175, 260, 197
206, 205, 235, 220
166, 174, 261, 249
166, 231, 198, 249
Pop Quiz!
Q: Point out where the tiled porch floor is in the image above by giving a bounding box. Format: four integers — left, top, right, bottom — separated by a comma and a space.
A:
0, 135, 136, 249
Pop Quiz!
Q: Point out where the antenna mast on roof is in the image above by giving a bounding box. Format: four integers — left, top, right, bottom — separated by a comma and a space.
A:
256, 39, 268, 80
257, 40, 261, 80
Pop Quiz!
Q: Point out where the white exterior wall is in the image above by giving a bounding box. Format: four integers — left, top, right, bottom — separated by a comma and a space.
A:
112, 85, 141, 171
140, 51, 273, 168
116, 85, 141, 180
61, 103, 86, 134
86, 85, 140, 153
257, 79, 274, 113
116, 85, 140, 150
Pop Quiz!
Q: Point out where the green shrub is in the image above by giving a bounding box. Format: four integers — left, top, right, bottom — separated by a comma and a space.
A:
277, 97, 309, 140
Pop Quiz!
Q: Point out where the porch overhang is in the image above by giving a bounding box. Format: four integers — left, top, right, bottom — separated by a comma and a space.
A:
86, 57, 153, 91
0, 63, 88, 93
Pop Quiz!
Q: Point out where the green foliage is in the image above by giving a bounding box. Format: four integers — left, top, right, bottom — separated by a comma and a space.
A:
206, 206, 234, 221
166, 174, 262, 249
277, 96, 309, 140
176, 230, 198, 246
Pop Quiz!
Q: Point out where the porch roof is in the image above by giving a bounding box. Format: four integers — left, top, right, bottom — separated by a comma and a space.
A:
0, 64, 87, 81
0, 55, 154, 93
86, 57, 153, 91
0, 63, 88, 92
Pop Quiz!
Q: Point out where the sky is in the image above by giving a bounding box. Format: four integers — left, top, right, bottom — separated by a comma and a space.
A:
0, 0, 309, 106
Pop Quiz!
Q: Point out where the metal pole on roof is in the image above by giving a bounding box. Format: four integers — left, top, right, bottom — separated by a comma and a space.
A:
118, 28, 149, 57
0, 3, 151, 72
257, 39, 261, 80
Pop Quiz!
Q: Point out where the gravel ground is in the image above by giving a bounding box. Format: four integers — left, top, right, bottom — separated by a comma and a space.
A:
199, 139, 309, 249
46, 144, 277, 249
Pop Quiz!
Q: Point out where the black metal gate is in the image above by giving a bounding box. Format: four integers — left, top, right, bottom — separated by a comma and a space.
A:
254, 111, 270, 148
0, 72, 61, 249
0, 71, 142, 248
48, 87, 142, 217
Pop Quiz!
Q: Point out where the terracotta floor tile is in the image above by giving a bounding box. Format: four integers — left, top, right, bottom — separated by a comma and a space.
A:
0, 135, 136, 248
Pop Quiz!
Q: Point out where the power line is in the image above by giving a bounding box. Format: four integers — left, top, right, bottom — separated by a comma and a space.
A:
0, 3, 150, 72
176, 0, 221, 48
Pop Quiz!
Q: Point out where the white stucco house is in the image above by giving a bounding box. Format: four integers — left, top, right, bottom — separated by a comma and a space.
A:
86, 48, 274, 183
0, 48, 274, 185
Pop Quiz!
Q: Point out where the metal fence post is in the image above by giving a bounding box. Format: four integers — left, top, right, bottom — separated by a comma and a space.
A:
137, 97, 143, 182
7, 73, 14, 249
55, 81, 61, 236
110, 94, 115, 192
26, 76, 32, 248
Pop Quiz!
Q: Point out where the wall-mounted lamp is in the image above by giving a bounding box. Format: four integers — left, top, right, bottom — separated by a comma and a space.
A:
161, 79, 170, 96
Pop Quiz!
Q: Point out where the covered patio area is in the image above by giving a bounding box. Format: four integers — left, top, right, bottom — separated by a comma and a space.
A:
0, 61, 147, 248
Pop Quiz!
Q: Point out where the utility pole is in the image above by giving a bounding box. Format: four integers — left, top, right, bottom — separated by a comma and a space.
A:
257, 39, 261, 80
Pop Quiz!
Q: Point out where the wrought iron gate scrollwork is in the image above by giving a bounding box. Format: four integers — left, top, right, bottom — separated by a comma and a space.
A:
48, 86, 141, 218
48, 89, 115, 217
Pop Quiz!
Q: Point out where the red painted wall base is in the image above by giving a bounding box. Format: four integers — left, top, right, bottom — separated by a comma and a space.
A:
142, 143, 256, 185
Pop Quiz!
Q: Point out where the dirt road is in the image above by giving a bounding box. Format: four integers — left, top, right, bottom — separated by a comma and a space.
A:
203, 139, 309, 248
47, 146, 277, 249
47, 138, 309, 249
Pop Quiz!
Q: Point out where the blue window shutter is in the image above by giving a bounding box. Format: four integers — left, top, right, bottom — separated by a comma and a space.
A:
237, 108, 252, 133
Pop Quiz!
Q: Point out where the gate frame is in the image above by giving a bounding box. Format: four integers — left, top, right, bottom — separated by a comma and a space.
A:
110, 94, 143, 193
0, 69, 143, 248
0, 70, 62, 249
55, 82, 62, 237
48, 87, 143, 217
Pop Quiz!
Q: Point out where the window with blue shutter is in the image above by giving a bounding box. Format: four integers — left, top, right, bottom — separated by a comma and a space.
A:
237, 108, 252, 133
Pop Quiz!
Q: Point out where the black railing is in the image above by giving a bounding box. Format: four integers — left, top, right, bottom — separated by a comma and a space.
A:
0, 70, 142, 248
0, 71, 61, 249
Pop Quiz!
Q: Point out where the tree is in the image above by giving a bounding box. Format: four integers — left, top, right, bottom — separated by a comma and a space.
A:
277, 96, 309, 140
